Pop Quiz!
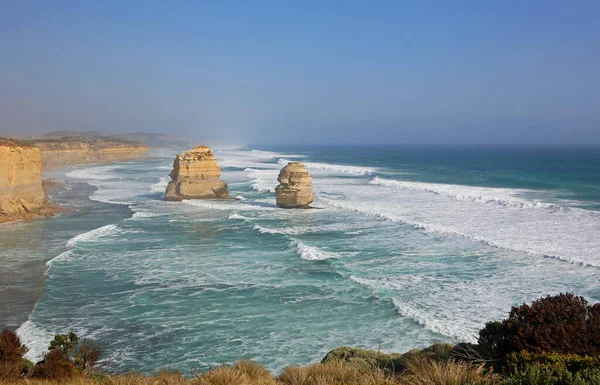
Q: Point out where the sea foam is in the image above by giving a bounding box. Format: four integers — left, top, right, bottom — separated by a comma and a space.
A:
290, 240, 339, 261
278, 158, 376, 176
66, 224, 120, 248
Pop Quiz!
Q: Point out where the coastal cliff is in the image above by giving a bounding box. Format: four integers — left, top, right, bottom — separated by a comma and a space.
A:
165, 146, 229, 200
275, 162, 314, 208
33, 137, 148, 170
0, 139, 58, 223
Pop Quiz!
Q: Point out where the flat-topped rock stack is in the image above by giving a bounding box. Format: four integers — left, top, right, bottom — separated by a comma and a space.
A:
275, 162, 314, 208
164, 146, 229, 201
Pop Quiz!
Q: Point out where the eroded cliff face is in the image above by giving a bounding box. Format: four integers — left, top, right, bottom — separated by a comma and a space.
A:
275, 162, 314, 208
34, 138, 149, 170
165, 146, 229, 200
0, 139, 58, 223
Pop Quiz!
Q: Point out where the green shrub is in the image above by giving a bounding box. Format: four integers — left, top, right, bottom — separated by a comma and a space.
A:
49, 331, 80, 354
21, 357, 35, 377
32, 332, 102, 379
502, 351, 600, 385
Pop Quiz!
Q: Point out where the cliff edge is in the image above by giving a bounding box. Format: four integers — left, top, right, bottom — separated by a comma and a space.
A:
33, 136, 148, 170
165, 146, 229, 201
0, 138, 59, 223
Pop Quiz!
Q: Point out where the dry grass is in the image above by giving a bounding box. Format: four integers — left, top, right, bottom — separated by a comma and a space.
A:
399, 357, 501, 385
277, 360, 398, 385
0, 357, 501, 385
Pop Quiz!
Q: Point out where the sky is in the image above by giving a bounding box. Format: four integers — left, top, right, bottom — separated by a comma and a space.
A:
1, 1, 599, 145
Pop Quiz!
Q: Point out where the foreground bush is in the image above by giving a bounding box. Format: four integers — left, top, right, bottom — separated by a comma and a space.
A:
31, 348, 75, 380
3, 293, 600, 384
478, 293, 600, 362
0, 330, 26, 381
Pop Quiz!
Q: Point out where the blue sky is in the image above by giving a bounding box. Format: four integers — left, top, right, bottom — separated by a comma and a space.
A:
1, 1, 599, 144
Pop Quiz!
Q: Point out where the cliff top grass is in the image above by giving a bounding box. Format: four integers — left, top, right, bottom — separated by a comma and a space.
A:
0, 137, 37, 148
27, 135, 144, 146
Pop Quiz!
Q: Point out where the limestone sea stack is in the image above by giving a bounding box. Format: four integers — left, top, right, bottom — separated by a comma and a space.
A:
164, 146, 229, 201
275, 162, 314, 208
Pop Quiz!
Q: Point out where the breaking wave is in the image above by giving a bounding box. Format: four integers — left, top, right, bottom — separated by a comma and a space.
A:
66, 224, 120, 248
369, 177, 593, 213
278, 159, 375, 176
289, 240, 339, 261
320, 196, 600, 268
391, 299, 476, 343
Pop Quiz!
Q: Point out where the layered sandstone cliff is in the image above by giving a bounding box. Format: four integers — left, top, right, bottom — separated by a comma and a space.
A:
165, 146, 229, 201
34, 137, 148, 170
0, 139, 58, 223
275, 162, 314, 208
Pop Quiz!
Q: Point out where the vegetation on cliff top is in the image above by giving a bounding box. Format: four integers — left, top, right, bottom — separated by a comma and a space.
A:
0, 137, 36, 148
2, 293, 600, 384
26, 136, 145, 147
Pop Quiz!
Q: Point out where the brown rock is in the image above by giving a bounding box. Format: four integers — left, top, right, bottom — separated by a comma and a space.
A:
0, 138, 60, 223
275, 162, 314, 208
164, 146, 229, 201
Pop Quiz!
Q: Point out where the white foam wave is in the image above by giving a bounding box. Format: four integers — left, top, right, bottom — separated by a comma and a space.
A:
182, 199, 275, 212
392, 299, 476, 342
278, 158, 375, 176
45, 250, 73, 269
320, 194, 600, 268
229, 212, 250, 221
348, 275, 476, 342
253, 225, 285, 234
250, 150, 306, 159
151, 176, 170, 193
66, 224, 120, 248
369, 177, 583, 212
17, 320, 55, 362
244, 168, 279, 192
253, 223, 359, 236
290, 240, 338, 261
66, 165, 118, 180
130, 211, 163, 220
250, 150, 281, 158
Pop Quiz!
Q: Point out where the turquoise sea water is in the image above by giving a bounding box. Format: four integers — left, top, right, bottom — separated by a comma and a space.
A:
1, 145, 599, 374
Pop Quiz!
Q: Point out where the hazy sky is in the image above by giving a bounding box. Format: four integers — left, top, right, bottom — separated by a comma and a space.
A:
1, 1, 599, 145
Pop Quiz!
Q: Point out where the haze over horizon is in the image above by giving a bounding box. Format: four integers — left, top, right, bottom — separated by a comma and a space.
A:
1, 1, 599, 145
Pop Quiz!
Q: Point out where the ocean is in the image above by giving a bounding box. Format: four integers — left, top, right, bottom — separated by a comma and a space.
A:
1, 145, 599, 374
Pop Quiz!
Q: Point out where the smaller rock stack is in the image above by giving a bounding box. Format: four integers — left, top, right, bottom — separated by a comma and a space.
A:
275, 162, 314, 208
164, 146, 229, 201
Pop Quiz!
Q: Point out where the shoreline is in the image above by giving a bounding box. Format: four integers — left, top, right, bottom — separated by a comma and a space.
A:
0, 164, 136, 331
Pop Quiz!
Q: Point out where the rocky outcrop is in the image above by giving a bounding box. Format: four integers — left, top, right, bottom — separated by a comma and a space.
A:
164, 146, 229, 201
0, 138, 59, 223
34, 137, 148, 170
275, 162, 314, 208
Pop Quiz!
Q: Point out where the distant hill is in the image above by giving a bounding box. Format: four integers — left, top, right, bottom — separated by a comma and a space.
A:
34, 131, 192, 148
109, 132, 192, 148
